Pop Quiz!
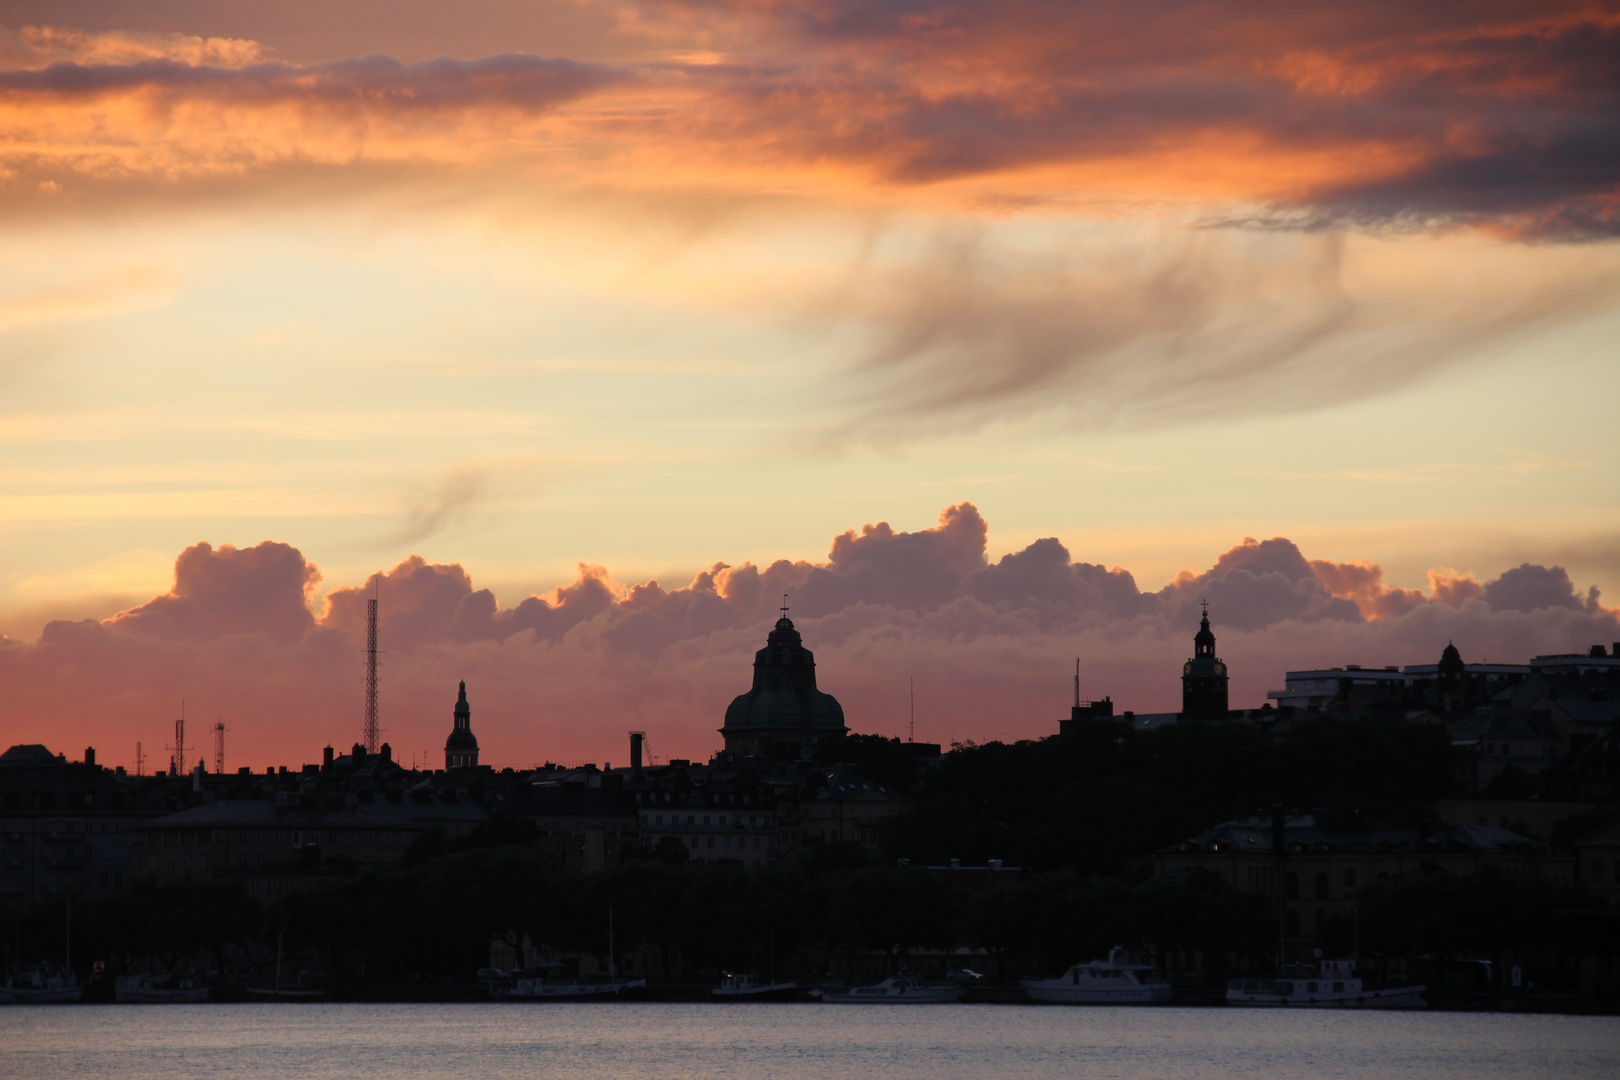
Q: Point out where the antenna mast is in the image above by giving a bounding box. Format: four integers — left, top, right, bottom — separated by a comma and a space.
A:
169, 701, 191, 775
213, 721, 226, 775
135, 741, 144, 777
363, 589, 380, 754
1074, 658, 1081, 708
909, 676, 915, 743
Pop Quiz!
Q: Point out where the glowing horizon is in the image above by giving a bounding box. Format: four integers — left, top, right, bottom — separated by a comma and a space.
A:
1, 2, 1617, 765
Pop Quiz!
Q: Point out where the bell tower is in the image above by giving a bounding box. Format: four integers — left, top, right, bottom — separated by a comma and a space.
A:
444, 680, 480, 769
1181, 602, 1229, 721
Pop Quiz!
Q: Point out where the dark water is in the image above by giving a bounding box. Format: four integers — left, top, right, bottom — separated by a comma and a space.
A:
2, 1003, 1616, 1080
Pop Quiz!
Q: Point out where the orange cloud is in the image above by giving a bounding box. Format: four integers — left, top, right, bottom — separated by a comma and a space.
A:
1, 1, 1615, 235
1428, 567, 1485, 608
1309, 557, 1427, 620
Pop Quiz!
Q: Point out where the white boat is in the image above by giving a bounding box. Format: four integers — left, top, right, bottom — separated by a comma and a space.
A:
1226, 959, 1426, 1009
819, 975, 964, 1003
0, 967, 83, 1004
712, 972, 800, 1000
1021, 947, 1173, 1004
115, 973, 211, 1003
500, 975, 647, 1000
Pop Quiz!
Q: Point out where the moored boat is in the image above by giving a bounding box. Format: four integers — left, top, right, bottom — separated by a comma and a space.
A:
498, 975, 647, 1000
115, 972, 211, 1003
712, 972, 800, 1001
1021, 947, 1173, 1004
819, 975, 963, 1003
0, 966, 83, 1004
1226, 959, 1425, 1009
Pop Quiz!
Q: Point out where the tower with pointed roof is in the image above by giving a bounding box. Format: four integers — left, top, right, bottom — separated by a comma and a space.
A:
1181, 602, 1230, 721
721, 601, 847, 759
444, 680, 479, 769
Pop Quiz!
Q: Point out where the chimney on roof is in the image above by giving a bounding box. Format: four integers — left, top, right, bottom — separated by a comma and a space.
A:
1591, 645, 1608, 658
352, 742, 367, 763
630, 732, 644, 778
380, 742, 392, 763
323, 746, 334, 770
84, 747, 95, 767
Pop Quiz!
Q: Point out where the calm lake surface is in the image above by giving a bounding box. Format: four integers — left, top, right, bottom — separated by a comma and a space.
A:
2, 1003, 1616, 1080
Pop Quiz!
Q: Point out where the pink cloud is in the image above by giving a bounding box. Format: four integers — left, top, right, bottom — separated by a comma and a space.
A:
2, 504, 1616, 770
105, 540, 318, 644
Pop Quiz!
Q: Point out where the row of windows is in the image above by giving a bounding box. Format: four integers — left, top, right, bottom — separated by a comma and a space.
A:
636, 792, 759, 805
644, 814, 773, 828
9, 818, 129, 834
1480, 743, 1555, 757
143, 828, 408, 847
657, 834, 776, 853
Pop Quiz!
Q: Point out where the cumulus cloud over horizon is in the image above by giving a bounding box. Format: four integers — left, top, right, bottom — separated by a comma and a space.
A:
2, 504, 1615, 769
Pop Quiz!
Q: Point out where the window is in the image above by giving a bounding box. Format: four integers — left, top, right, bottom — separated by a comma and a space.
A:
706, 837, 715, 850
1285, 873, 1300, 899
689, 837, 698, 848
1343, 869, 1357, 887
1285, 909, 1300, 936
1314, 872, 1330, 899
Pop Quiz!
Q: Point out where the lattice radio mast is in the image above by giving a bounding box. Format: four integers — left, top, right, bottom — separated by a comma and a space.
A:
213, 721, 226, 775
169, 701, 191, 775
135, 741, 144, 777
363, 589, 380, 754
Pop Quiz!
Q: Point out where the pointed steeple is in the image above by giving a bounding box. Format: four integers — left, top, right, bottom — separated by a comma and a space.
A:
445, 680, 479, 769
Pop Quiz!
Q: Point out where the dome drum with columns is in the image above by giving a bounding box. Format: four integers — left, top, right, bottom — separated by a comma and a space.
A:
721, 606, 847, 760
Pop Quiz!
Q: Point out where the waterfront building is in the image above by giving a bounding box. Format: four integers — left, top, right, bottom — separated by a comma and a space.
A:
0, 744, 161, 902
804, 766, 906, 855
1155, 813, 1572, 961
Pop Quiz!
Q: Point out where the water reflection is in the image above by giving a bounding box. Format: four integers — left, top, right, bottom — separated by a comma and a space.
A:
3, 1003, 1616, 1080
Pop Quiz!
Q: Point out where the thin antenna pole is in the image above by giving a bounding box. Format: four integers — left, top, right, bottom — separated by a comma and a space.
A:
909, 676, 915, 743
1074, 658, 1081, 708
214, 721, 226, 775
135, 741, 144, 778
363, 586, 380, 754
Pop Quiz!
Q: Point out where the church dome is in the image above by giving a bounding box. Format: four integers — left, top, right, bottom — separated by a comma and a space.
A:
722, 614, 846, 743
1438, 641, 1465, 677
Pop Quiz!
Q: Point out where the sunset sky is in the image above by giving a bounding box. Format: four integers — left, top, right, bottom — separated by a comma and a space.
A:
1, 1, 1617, 770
